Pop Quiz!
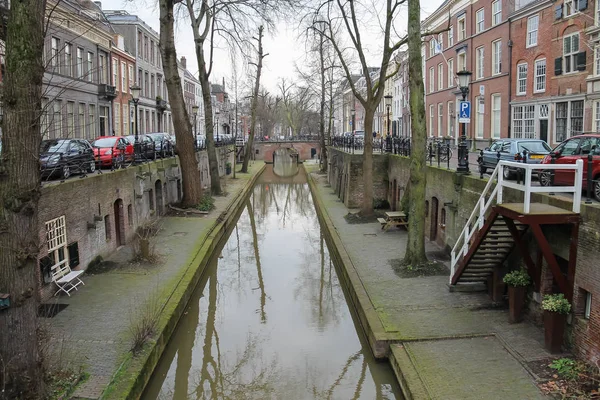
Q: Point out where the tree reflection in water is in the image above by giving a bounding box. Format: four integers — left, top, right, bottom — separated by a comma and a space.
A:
146, 179, 402, 400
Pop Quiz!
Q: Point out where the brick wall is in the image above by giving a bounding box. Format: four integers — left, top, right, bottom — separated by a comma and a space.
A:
328, 148, 600, 365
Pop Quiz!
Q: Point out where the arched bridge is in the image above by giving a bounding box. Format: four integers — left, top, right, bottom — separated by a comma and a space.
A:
253, 141, 321, 163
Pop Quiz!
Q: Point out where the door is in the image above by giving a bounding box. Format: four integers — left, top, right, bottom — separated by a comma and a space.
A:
539, 120, 548, 143
113, 199, 125, 247
430, 197, 439, 241
553, 138, 581, 185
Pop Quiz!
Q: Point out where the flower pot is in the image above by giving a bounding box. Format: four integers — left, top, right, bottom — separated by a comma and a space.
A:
544, 310, 567, 354
508, 286, 526, 323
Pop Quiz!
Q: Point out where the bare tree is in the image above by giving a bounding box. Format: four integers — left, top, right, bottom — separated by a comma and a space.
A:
159, 0, 203, 207
255, 90, 280, 139
279, 79, 313, 138
0, 0, 47, 396
241, 25, 266, 173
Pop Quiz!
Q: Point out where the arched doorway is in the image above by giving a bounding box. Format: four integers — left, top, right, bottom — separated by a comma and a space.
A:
391, 179, 398, 211
113, 199, 125, 247
155, 180, 163, 216
430, 197, 439, 241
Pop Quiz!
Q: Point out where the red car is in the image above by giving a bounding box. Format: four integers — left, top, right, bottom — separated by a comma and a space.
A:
91, 136, 134, 168
539, 134, 600, 201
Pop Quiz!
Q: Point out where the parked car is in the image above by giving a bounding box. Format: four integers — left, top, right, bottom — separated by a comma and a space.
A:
539, 134, 600, 201
480, 138, 552, 179
123, 134, 157, 161
146, 132, 175, 157
91, 136, 134, 168
40, 139, 95, 179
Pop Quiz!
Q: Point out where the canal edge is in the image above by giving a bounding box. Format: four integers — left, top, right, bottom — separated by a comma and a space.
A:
102, 164, 266, 400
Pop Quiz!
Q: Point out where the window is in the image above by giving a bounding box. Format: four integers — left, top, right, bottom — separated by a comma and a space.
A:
555, 100, 584, 142
121, 62, 126, 93
429, 67, 434, 93
534, 59, 546, 93
438, 103, 443, 137
51, 37, 59, 69
137, 30, 143, 58
45, 216, 69, 280
89, 104, 95, 139
571, 100, 584, 135
476, 47, 484, 79
438, 33, 443, 51
114, 103, 120, 136
78, 103, 85, 137
595, 101, 600, 132
76, 48, 83, 78
144, 35, 149, 60
492, 40, 502, 75
565, 0, 580, 17
64, 43, 72, 77
476, 9, 485, 33
492, 0, 502, 25
99, 54, 107, 84
438, 63, 443, 90
151, 73, 155, 98
512, 105, 535, 138
448, 59, 454, 87
563, 33, 580, 74
448, 25, 454, 47
458, 51, 466, 71
99, 106, 108, 136
491, 94, 501, 138
112, 58, 118, 88
448, 101, 455, 137
517, 63, 528, 95
150, 40, 155, 64
585, 291, 592, 319
67, 102, 74, 137
527, 15, 539, 47
128, 64, 134, 93
429, 104, 434, 136
430, 39, 436, 57
53, 100, 62, 139
144, 72, 149, 97
87, 52, 93, 82
475, 96, 484, 138
556, 102, 568, 142
458, 16, 466, 41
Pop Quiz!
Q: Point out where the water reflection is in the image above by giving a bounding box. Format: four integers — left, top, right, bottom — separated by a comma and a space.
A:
273, 148, 299, 177
144, 179, 402, 399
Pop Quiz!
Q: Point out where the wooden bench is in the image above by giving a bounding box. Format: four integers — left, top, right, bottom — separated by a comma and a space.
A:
52, 259, 85, 297
380, 211, 408, 232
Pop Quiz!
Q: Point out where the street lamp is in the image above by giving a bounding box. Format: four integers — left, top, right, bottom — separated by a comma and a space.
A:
456, 69, 472, 173
130, 85, 141, 163
384, 94, 392, 153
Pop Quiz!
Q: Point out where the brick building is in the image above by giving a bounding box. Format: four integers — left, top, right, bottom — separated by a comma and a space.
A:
392, 51, 411, 137
111, 34, 135, 137
423, 0, 511, 147
509, 0, 593, 147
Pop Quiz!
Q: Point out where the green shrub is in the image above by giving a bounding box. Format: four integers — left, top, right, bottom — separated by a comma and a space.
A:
549, 358, 582, 381
373, 198, 390, 209
503, 269, 531, 287
542, 293, 572, 315
196, 194, 215, 212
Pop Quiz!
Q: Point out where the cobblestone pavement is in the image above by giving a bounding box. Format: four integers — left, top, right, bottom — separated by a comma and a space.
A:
44, 163, 262, 399
310, 171, 557, 399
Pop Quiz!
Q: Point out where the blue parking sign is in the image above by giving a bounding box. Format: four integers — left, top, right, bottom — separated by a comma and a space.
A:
458, 101, 471, 123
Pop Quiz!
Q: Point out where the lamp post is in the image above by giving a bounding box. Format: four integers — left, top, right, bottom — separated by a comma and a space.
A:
384, 94, 392, 153
456, 69, 472, 174
130, 85, 141, 163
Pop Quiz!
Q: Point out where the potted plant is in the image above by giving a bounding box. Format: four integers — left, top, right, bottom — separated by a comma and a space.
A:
541, 293, 572, 354
503, 269, 531, 323
225, 162, 232, 175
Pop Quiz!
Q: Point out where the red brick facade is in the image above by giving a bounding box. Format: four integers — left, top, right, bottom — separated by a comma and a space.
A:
111, 36, 135, 137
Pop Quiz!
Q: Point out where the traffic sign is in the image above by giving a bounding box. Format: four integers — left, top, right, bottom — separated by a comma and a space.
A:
458, 101, 471, 123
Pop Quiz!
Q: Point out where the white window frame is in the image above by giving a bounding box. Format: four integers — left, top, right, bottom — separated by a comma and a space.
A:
438, 103, 443, 137
492, 0, 502, 25
527, 15, 539, 47
475, 96, 484, 138
595, 45, 600, 76
448, 25, 454, 47
112, 58, 118, 88
429, 104, 434, 136
51, 37, 59, 69
476, 47, 485, 79
438, 63, 444, 90
563, 32, 580, 74
585, 291, 592, 319
76, 48, 83, 78
448, 101, 455, 137
430, 39, 436, 57
121, 62, 127, 94
512, 105, 536, 139
448, 58, 454, 87
594, 101, 600, 132
555, 100, 584, 142
46, 216, 69, 282
458, 16, 466, 41
565, 0, 579, 17
534, 58, 546, 93
476, 9, 485, 33
517, 63, 528, 95
438, 33, 444, 51
458, 51, 466, 72
492, 40, 502, 75
429, 67, 435, 93
491, 94, 501, 138
596, 0, 600, 26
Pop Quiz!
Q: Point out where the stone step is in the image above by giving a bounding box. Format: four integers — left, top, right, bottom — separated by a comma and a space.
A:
458, 276, 489, 283
448, 282, 487, 292
462, 271, 493, 277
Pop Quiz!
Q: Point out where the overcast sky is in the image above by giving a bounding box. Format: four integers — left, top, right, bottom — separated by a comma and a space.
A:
101, 0, 446, 95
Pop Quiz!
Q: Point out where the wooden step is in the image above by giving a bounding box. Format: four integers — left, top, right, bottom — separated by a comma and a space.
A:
458, 276, 489, 283
463, 268, 493, 274
462, 272, 493, 278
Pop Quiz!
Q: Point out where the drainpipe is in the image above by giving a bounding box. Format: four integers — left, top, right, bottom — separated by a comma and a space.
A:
508, 19, 513, 139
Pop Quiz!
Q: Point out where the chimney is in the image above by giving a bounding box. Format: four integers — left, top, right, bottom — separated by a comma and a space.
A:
94, 1, 102, 10
180, 56, 187, 69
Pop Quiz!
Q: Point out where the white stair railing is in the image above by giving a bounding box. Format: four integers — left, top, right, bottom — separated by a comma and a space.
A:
449, 159, 584, 284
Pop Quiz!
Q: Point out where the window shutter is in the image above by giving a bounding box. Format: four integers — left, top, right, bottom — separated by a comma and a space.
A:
555, 57, 563, 75
555, 4, 563, 20
577, 51, 587, 71
579, 0, 588, 11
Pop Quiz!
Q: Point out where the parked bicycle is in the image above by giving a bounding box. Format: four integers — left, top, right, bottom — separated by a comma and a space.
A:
427, 138, 453, 163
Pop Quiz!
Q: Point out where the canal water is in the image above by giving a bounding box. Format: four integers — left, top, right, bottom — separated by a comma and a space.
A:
143, 168, 402, 399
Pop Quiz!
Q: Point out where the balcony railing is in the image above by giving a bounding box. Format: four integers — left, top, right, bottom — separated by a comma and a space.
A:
156, 98, 167, 112
99, 84, 116, 100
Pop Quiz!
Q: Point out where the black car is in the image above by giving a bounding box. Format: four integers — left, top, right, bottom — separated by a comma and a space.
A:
40, 139, 96, 180
146, 133, 175, 158
124, 134, 157, 161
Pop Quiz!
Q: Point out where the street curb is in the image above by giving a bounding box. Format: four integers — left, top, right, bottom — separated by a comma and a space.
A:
102, 164, 265, 400
306, 169, 395, 359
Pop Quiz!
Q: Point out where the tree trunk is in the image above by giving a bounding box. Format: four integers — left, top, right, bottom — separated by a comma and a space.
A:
159, 0, 202, 207
318, 33, 327, 172
404, 0, 428, 266
241, 26, 264, 173
361, 108, 374, 216
0, 0, 46, 396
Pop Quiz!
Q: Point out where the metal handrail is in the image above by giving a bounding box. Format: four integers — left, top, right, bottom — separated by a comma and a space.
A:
449, 159, 584, 283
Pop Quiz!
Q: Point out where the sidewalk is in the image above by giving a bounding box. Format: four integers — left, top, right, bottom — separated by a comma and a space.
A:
309, 170, 554, 400
46, 163, 263, 399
